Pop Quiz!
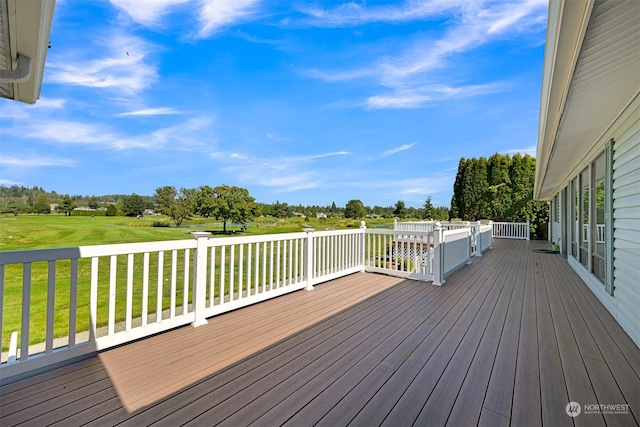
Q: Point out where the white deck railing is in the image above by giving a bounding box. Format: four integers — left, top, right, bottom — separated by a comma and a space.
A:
491, 221, 530, 240
0, 224, 476, 380
394, 220, 494, 257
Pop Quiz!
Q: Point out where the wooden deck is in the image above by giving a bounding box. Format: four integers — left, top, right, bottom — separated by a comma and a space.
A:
1, 239, 638, 426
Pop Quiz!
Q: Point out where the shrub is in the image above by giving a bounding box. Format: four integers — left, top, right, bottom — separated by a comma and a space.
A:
152, 220, 170, 227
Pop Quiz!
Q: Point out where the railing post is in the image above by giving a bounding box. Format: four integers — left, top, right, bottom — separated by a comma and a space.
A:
191, 232, 211, 327
526, 220, 530, 240
433, 224, 445, 286
474, 222, 482, 257
304, 229, 315, 291
360, 221, 367, 272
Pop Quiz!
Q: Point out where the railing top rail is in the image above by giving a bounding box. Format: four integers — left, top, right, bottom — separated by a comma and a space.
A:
205, 231, 308, 246
366, 229, 433, 237
0, 239, 198, 265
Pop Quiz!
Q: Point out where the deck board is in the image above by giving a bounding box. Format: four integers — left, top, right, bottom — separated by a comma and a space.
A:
1, 239, 639, 427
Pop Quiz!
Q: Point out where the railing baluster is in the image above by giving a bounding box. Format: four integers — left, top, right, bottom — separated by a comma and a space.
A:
261, 242, 267, 293
90, 257, 98, 341
126, 254, 134, 331
108, 256, 117, 336
183, 249, 190, 314
20, 263, 32, 360
142, 252, 150, 327
157, 251, 164, 322
170, 250, 177, 319
46, 260, 55, 354
210, 247, 216, 307
230, 245, 235, 302
69, 258, 78, 347
220, 246, 226, 304
247, 243, 252, 296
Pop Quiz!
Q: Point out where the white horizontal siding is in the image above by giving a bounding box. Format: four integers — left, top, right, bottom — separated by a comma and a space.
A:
611, 110, 640, 347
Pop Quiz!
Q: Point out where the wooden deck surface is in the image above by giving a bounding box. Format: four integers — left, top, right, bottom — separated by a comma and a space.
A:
1, 239, 638, 426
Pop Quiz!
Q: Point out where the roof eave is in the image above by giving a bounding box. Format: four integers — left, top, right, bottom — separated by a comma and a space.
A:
534, 0, 593, 200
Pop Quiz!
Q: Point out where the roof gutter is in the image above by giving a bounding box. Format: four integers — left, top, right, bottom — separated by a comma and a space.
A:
0, 53, 32, 83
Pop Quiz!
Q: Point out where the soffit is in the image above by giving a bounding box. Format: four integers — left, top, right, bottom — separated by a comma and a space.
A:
536, 0, 640, 200
0, 0, 55, 104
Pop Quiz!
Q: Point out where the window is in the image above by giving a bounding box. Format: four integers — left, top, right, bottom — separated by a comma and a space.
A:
580, 167, 589, 268
592, 152, 605, 281
565, 143, 613, 290
571, 177, 578, 257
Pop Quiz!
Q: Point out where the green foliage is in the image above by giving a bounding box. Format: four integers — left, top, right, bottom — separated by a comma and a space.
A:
33, 194, 51, 214
195, 185, 257, 232
394, 200, 407, 218
345, 199, 366, 219
153, 186, 195, 227
106, 204, 118, 216
122, 194, 146, 217
450, 153, 548, 238
58, 196, 76, 216
87, 196, 100, 209
71, 209, 106, 217
152, 220, 171, 227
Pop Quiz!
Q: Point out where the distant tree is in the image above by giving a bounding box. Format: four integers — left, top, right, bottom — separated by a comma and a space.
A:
393, 200, 407, 218
153, 186, 194, 227
344, 199, 366, 219
450, 153, 548, 238
122, 194, 146, 217
6, 199, 21, 216
87, 196, 100, 210
195, 185, 256, 232
58, 196, 75, 216
106, 204, 118, 216
33, 194, 51, 214
272, 201, 293, 218
423, 197, 436, 220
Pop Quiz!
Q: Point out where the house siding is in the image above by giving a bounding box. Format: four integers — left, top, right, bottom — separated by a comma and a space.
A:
611, 112, 640, 346
548, 99, 639, 347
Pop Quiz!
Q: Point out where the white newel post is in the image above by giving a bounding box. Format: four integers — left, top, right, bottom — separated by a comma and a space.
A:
474, 222, 482, 257
191, 232, 211, 327
359, 221, 367, 272
433, 223, 445, 286
526, 220, 531, 240
304, 229, 315, 291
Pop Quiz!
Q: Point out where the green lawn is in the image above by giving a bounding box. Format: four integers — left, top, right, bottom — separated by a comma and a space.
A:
1, 214, 393, 352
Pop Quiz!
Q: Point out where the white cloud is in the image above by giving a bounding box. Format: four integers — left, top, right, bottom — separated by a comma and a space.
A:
0, 153, 76, 168
304, 0, 547, 109
109, 0, 190, 27
48, 33, 158, 95
501, 146, 537, 156
118, 108, 181, 117
11, 116, 213, 151
197, 0, 262, 38
369, 143, 416, 160
295, 0, 465, 27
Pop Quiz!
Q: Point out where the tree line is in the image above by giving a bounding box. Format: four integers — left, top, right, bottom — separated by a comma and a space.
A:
450, 153, 548, 239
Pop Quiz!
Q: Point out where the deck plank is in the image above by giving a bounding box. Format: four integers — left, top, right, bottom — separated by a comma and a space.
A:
479, 239, 529, 424
1, 239, 639, 427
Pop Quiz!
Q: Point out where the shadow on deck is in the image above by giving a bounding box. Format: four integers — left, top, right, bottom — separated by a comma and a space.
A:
1, 239, 638, 426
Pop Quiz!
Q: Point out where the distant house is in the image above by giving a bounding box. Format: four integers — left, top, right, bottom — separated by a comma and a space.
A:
49, 203, 58, 212
293, 212, 305, 218
535, 0, 639, 346
316, 212, 327, 219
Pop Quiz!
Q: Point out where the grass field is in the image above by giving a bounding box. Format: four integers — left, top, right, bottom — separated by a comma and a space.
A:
1, 214, 393, 352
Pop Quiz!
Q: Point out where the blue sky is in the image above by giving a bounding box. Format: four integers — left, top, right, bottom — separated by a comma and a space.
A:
0, 0, 548, 208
